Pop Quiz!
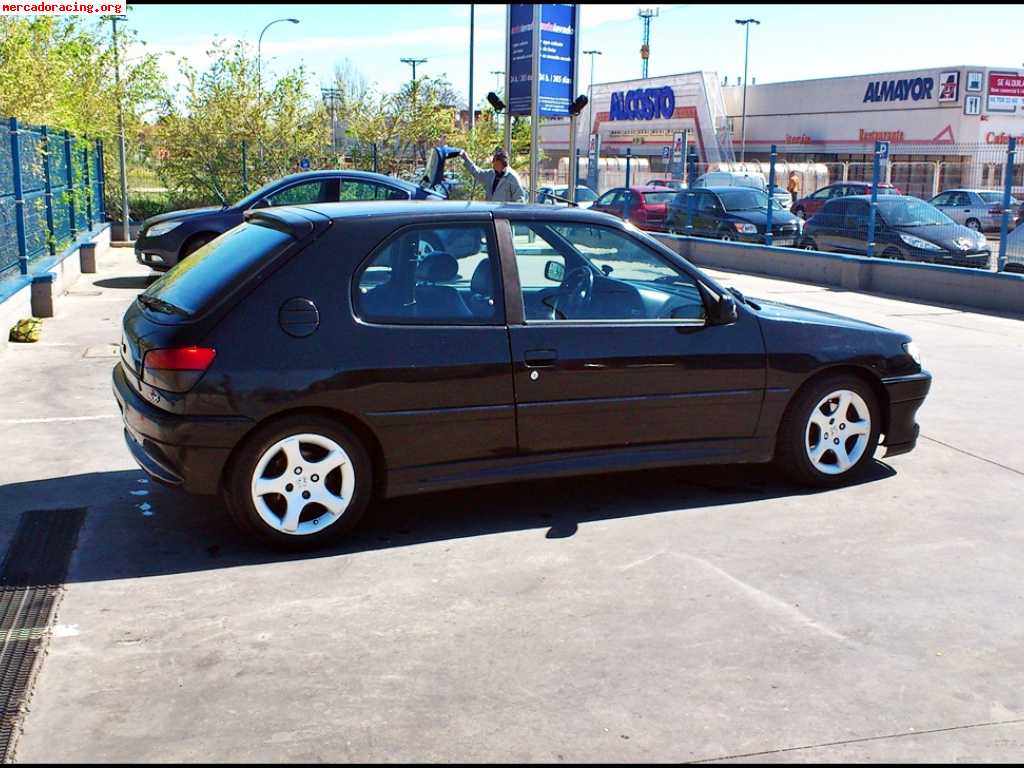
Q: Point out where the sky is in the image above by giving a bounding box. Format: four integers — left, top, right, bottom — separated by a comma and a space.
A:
124, 3, 1024, 107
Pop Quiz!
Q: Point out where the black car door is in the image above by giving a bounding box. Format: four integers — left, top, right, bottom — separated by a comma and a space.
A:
499, 217, 765, 455
693, 190, 720, 236
813, 199, 849, 252
838, 199, 871, 254
340, 215, 516, 472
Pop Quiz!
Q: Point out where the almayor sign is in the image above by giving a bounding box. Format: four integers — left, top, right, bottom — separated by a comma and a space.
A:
609, 86, 676, 121
863, 76, 934, 103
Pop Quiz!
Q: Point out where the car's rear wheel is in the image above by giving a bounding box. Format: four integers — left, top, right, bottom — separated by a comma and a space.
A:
775, 374, 881, 488
224, 414, 372, 550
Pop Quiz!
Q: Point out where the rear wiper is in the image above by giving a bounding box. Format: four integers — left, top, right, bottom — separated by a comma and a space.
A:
138, 294, 187, 316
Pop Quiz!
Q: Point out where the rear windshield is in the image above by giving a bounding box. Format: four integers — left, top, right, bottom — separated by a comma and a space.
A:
978, 191, 1018, 204
141, 222, 293, 318
642, 192, 676, 205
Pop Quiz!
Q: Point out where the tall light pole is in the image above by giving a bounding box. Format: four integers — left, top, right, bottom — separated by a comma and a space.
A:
468, 5, 475, 130
401, 57, 427, 83
104, 14, 130, 242
490, 70, 505, 94
321, 87, 341, 156
257, 18, 299, 164
257, 18, 300, 94
735, 18, 760, 163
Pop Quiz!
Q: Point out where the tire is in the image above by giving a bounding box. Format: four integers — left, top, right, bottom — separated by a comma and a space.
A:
719, 229, 735, 242
223, 414, 373, 550
801, 239, 817, 251
881, 248, 902, 260
774, 373, 881, 488
965, 218, 982, 232
180, 233, 215, 260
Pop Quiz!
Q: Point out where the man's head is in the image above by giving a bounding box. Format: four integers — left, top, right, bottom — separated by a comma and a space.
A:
491, 147, 509, 173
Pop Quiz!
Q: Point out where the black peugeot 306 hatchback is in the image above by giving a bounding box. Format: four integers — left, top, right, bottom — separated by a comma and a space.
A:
114, 201, 931, 549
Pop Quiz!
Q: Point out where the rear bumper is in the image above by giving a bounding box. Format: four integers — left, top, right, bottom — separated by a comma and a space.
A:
112, 363, 252, 494
881, 371, 932, 457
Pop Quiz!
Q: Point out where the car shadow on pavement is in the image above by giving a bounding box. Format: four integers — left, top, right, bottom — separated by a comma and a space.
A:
0, 460, 896, 585
93, 275, 160, 291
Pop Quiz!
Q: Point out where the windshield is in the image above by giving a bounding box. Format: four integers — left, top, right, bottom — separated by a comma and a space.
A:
718, 188, 783, 212
643, 192, 677, 205
141, 223, 294, 318
876, 198, 955, 227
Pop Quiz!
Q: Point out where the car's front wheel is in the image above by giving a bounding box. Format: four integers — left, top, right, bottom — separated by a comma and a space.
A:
224, 414, 372, 549
775, 374, 881, 488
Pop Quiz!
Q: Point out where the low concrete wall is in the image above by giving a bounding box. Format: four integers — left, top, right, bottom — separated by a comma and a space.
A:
655, 234, 1024, 318
0, 223, 112, 350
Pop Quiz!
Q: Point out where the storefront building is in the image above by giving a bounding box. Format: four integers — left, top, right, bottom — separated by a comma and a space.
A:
541, 66, 1024, 196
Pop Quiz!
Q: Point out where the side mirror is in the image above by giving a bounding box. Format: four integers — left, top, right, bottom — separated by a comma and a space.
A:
709, 294, 738, 325
544, 260, 566, 282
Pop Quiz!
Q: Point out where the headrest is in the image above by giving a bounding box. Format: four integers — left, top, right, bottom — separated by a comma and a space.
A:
417, 252, 458, 283
470, 259, 493, 295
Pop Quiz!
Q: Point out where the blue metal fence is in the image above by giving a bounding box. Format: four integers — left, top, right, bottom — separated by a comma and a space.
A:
0, 116, 104, 290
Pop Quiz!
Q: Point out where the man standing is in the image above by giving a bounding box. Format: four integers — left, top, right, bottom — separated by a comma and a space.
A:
460, 147, 526, 203
787, 170, 801, 207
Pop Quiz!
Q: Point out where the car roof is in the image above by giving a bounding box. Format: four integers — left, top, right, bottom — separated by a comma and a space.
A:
264, 200, 628, 223
700, 185, 764, 193
633, 186, 675, 192
270, 169, 419, 191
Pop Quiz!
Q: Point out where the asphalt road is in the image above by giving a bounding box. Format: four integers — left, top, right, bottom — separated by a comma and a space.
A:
1, 246, 1022, 762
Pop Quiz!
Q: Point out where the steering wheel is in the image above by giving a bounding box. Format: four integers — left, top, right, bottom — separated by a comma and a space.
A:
553, 266, 595, 319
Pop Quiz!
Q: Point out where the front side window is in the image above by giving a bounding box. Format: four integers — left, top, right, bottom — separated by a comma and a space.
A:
595, 189, 622, 207
509, 222, 706, 322
354, 224, 499, 324
931, 192, 953, 206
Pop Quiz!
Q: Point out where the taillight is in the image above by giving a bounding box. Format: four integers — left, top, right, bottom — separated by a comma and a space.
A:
989, 206, 1003, 215
142, 346, 216, 392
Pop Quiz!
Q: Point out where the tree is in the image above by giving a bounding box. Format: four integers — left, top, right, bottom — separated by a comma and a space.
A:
155, 39, 331, 206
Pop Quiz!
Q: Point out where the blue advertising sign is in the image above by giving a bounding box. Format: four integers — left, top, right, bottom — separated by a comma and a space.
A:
537, 4, 576, 117
508, 5, 534, 116
508, 4, 577, 117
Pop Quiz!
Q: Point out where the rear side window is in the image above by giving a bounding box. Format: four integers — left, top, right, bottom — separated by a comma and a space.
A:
141, 223, 293, 318
643, 192, 676, 205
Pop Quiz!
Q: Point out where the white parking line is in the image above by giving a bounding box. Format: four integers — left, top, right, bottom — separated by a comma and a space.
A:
0, 415, 119, 426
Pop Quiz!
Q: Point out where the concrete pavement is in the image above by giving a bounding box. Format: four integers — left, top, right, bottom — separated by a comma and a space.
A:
2, 247, 1023, 762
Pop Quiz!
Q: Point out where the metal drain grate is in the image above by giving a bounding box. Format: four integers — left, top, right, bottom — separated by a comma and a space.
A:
0, 509, 85, 762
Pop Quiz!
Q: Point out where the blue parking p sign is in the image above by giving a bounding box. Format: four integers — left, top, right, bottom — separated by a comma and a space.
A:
299, 157, 310, 170
877, 141, 890, 161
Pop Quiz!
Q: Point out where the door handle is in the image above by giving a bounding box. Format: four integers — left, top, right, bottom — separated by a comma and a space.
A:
524, 349, 557, 367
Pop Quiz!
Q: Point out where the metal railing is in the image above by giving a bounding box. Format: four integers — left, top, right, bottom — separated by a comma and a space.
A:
0, 116, 105, 287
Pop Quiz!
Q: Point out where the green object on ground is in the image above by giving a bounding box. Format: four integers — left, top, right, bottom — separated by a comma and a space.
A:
9, 318, 42, 343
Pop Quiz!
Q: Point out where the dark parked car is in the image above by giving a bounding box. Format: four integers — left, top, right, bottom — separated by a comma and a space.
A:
792, 181, 901, 220
114, 201, 931, 549
134, 170, 444, 271
666, 186, 802, 246
589, 186, 676, 231
800, 195, 992, 268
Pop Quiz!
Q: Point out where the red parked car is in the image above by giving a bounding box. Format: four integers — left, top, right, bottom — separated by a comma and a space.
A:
791, 181, 902, 220
590, 186, 677, 231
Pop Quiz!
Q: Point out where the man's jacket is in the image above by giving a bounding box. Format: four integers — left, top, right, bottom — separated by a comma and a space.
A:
461, 157, 527, 202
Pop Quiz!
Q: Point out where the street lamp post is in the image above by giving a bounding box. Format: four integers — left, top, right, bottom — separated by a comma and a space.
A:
735, 18, 759, 163
257, 18, 299, 164
468, 5, 475, 130
490, 70, 505, 94
103, 14, 130, 242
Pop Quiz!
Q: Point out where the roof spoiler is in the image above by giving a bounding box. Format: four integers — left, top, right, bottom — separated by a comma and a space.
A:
243, 207, 331, 239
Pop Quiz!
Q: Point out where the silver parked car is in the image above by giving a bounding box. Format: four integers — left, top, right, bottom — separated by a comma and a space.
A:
928, 189, 1019, 233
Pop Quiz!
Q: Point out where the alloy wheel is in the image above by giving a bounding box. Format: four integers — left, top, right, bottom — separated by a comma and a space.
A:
804, 389, 872, 475
250, 433, 355, 535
